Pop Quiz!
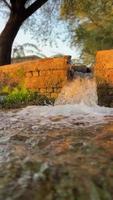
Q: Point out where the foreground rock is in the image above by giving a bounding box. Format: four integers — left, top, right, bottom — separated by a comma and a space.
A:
0, 105, 113, 200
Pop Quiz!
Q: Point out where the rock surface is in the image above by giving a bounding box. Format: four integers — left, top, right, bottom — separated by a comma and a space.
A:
95, 50, 113, 107
0, 105, 113, 200
0, 56, 70, 99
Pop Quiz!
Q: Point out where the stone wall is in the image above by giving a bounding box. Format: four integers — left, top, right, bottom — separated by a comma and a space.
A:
12, 56, 39, 64
0, 56, 71, 99
94, 50, 113, 107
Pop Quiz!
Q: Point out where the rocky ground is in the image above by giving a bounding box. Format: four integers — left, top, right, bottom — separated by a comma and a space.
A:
0, 105, 113, 200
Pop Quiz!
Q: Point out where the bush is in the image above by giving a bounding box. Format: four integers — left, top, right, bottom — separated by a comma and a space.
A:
0, 87, 55, 109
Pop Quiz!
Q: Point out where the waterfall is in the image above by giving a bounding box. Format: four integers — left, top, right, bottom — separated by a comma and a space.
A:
5, 73, 113, 130
55, 74, 98, 106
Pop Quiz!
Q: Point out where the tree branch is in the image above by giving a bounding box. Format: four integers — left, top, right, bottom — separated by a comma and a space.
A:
9, 0, 27, 14
3, 0, 11, 9
24, 0, 48, 19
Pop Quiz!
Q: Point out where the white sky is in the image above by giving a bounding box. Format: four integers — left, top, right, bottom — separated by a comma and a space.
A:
0, 16, 80, 59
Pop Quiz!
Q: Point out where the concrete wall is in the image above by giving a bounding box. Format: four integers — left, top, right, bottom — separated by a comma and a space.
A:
94, 50, 113, 107
0, 56, 70, 99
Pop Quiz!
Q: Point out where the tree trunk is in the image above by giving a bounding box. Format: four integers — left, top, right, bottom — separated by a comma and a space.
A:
0, 14, 23, 66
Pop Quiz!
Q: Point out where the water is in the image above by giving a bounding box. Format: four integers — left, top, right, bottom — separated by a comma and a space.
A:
0, 74, 113, 200
1, 75, 112, 129
55, 75, 98, 106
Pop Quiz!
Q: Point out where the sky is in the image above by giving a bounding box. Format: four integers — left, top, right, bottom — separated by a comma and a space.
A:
14, 30, 78, 58
0, 14, 80, 59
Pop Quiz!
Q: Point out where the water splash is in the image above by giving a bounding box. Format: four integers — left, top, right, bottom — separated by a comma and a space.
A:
4, 73, 112, 129
55, 75, 98, 106
0, 74, 112, 135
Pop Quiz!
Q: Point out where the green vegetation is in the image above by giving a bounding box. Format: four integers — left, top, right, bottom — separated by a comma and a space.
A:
0, 87, 54, 109
61, 0, 113, 64
1, 0, 113, 66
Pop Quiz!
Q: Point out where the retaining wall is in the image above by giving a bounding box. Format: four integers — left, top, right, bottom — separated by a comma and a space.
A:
94, 50, 113, 107
0, 56, 71, 99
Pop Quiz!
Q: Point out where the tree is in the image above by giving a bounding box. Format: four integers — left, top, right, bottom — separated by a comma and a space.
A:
13, 43, 46, 58
0, 0, 48, 66
60, 0, 113, 64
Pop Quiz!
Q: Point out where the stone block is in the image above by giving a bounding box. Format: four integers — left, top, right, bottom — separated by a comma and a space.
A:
53, 88, 62, 93
33, 71, 39, 76
94, 50, 113, 107
0, 56, 70, 98
46, 88, 53, 93
52, 70, 66, 77
39, 70, 46, 76
40, 88, 47, 93
51, 93, 58, 99
25, 77, 45, 89
26, 72, 33, 78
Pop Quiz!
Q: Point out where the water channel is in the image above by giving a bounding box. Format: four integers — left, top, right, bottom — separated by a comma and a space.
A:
0, 74, 113, 200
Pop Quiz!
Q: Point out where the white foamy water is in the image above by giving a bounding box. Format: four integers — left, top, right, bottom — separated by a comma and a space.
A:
13, 75, 113, 128
0, 103, 113, 164
8, 103, 113, 129
0, 75, 113, 130
55, 76, 98, 106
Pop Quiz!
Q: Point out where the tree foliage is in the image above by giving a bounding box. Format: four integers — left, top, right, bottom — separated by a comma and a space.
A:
61, 0, 113, 64
0, 0, 62, 44
13, 43, 46, 58
0, 0, 50, 65
0, 0, 68, 65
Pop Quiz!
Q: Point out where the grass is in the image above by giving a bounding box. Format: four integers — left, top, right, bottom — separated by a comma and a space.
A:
0, 87, 55, 109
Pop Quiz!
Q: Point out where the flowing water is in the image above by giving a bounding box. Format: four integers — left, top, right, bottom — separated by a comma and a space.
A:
0, 74, 113, 200
55, 75, 98, 106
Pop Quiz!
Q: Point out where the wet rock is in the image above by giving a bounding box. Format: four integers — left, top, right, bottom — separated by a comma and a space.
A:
10, 134, 29, 142
0, 107, 113, 199
31, 126, 39, 131
68, 65, 91, 80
